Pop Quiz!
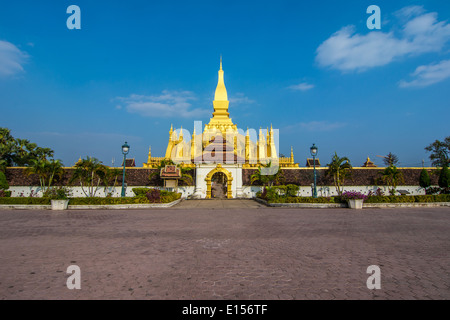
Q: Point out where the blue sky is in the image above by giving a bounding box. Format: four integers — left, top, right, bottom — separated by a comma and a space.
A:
1, 0, 449, 167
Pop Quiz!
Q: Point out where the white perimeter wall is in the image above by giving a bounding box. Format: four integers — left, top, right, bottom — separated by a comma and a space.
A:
242, 185, 427, 198
8, 186, 196, 198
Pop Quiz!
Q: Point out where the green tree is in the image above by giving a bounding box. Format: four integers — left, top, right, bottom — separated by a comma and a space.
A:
438, 165, 450, 189
0, 128, 16, 169
0, 171, 9, 190
380, 165, 405, 195
70, 157, 107, 197
0, 127, 55, 168
250, 167, 269, 186
425, 136, 450, 167
383, 152, 399, 167
250, 162, 284, 187
103, 167, 123, 196
25, 159, 64, 194
419, 168, 431, 189
326, 152, 352, 196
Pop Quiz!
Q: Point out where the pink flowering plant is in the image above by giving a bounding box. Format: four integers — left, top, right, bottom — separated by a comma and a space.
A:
341, 191, 368, 201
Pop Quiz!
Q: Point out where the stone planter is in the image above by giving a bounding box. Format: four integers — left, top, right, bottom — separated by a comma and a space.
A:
51, 199, 69, 210
347, 199, 364, 209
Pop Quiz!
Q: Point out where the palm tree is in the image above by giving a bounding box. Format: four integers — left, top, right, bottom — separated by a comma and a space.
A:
250, 167, 269, 186
46, 159, 64, 190
33, 147, 54, 162
103, 167, 123, 196
326, 152, 353, 196
25, 159, 49, 192
25, 159, 64, 194
179, 167, 194, 186
70, 157, 107, 197
379, 165, 404, 195
250, 162, 284, 187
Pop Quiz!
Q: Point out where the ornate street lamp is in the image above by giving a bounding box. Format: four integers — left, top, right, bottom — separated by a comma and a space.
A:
121, 141, 130, 197
310, 143, 318, 198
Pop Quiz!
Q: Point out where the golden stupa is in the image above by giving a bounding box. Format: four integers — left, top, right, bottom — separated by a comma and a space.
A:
143, 59, 297, 169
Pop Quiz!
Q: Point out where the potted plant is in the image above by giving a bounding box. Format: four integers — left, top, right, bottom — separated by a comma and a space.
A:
45, 187, 71, 210
341, 191, 368, 209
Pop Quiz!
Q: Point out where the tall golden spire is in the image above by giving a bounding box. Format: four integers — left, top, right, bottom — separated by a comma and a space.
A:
205, 57, 236, 132
214, 57, 228, 101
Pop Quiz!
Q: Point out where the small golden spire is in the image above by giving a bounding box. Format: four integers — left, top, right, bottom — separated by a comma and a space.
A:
214, 56, 227, 101
147, 146, 152, 162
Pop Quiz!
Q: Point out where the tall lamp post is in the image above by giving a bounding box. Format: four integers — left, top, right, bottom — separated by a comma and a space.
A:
121, 141, 130, 197
310, 143, 318, 198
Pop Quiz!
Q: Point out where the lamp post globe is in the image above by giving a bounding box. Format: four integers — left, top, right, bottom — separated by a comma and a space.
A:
122, 142, 130, 155
121, 141, 130, 197
310, 143, 318, 198
310, 143, 318, 157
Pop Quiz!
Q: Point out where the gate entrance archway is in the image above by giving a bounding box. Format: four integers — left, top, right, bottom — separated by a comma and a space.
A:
211, 172, 227, 198
205, 164, 233, 199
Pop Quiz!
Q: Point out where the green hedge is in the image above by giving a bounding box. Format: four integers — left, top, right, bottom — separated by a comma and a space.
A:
263, 194, 450, 204
268, 196, 338, 204
0, 197, 51, 205
413, 194, 450, 202
364, 195, 415, 203
131, 187, 151, 196
0, 193, 182, 205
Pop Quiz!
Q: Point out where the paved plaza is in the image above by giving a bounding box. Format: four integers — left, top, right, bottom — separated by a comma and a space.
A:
0, 200, 449, 300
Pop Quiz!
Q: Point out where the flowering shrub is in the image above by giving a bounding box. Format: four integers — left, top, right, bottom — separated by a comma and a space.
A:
341, 191, 368, 201
367, 188, 385, 197
146, 189, 161, 203
0, 190, 12, 197
43, 186, 71, 200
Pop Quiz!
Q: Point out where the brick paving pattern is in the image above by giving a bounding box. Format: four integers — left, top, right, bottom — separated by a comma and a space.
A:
0, 200, 449, 300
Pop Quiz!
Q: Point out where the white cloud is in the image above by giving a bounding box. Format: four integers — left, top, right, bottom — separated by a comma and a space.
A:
284, 121, 346, 132
116, 90, 209, 118
395, 5, 426, 20
229, 92, 255, 105
316, 7, 450, 72
399, 59, 450, 87
0, 40, 28, 77
288, 82, 315, 91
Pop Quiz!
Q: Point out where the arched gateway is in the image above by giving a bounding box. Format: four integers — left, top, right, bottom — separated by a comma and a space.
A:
205, 164, 233, 199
